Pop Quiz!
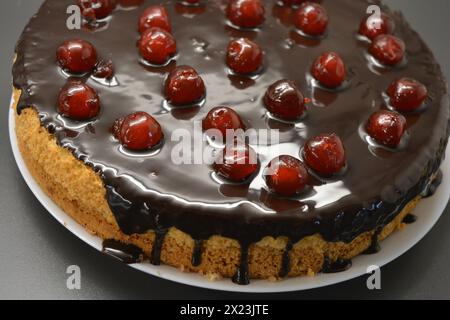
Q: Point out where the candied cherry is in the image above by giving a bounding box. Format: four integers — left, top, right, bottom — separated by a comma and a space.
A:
165, 65, 206, 106
369, 34, 405, 66
77, 0, 116, 20
303, 133, 346, 176
202, 106, 245, 140
263, 155, 309, 197
226, 38, 263, 75
226, 0, 265, 29
366, 110, 406, 148
264, 80, 305, 121
294, 2, 328, 37
93, 59, 114, 79
139, 27, 177, 65
387, 78, 428, 112
113, 112, 163, 151
138, 5, 172, 34
311, 52, 346, 89
214, 142, 259, 182
359, 12, 394, 40
58, 81, 100, 120
57, 39, 98, 74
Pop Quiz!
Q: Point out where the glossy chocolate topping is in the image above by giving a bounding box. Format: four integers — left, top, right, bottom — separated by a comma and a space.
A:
13, 0, 449, 282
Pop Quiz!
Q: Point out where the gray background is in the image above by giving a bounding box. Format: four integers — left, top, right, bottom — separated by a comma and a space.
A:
1, 0, 449, 300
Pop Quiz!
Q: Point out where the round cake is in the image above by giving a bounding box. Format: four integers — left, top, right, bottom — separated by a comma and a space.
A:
12, 0, 449, 284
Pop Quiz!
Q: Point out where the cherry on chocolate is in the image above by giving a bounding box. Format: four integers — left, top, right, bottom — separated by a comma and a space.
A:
214, 142, 259, 182
359, 12, 394, 40
77, 0, 116, 20
264, 80, 305, 121
58, 81, 100, 120
387, 78, 428, 112
311, 52, 346, 89
303, 133, 346, 176
366, 110, 406, 148
93, 59, 114, 79
226, 38, 263, 75
165, 65, 206, 106
226, 0, 265, 29
138, 5, 172, 34
202, 106, 245, 140
113, 112, 163, 151
294, 2, 328, 37
369, 34, 405, 66
138, 27, 177, 65
264, 155, 309, 197
57, 39, 98, 74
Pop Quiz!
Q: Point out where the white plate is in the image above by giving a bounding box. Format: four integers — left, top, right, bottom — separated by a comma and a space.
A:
8, 101, 450, 293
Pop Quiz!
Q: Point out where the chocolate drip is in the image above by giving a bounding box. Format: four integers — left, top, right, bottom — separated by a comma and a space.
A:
279, 240, 293, 278
191, 239, 203, 267
362, 228, 381, 255
402, 214, 417, 224
12, 0, 450, 284
232, 243, 250, 285
150, 229, 168, 266
322, 257, 353, 274
422, 170, 443, 198
102, 239, 143, 264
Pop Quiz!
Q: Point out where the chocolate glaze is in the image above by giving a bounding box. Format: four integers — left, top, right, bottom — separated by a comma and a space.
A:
321, 257, 352, 274
402, 214, 417, 224
279, 240, 293, 278
191, 239, 203, 267
362, 227, 381, 255
102, 239, 143, 264
233, 243, 250, 285
422, 169, 443, 198
13, 0, 449, 282
150, 229, 168, 265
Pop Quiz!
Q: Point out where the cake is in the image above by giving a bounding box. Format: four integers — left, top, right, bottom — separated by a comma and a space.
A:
12, 0, 449, 285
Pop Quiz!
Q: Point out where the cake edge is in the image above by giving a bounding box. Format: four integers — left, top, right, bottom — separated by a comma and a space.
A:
12, 87, 428, 281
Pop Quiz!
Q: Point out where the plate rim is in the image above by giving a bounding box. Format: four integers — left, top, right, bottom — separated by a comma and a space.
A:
8, 101, 450, 293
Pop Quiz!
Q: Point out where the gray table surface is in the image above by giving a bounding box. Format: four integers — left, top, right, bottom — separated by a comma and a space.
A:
1, 0, 449, 300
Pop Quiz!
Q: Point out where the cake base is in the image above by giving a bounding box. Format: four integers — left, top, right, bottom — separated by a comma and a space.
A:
13, 87, 423, 281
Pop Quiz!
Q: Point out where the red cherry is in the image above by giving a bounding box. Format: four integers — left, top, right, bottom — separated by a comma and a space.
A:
369, 34, 405, 66
113, 112, 163, 151
58, 81, 100, 120
387, 78, 428, 112
226, 38, 263, 75
264, 155, 309, 197
303, 133, 346, 176
366, 111, 406, 148
77, 0, 116, 20
138, 6, 172, 34
202, 106, 246, 139
57, 39, 98, 74
93, 59, 114, 79
359, 12, 394, 40
264, 80, 305, 121
226, 0, 265, 29
138, 27, 177, 65
311, 52, 346, 89
294, 2, 328, 37
165, 65, 205, 106
214, 142, 259, 182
